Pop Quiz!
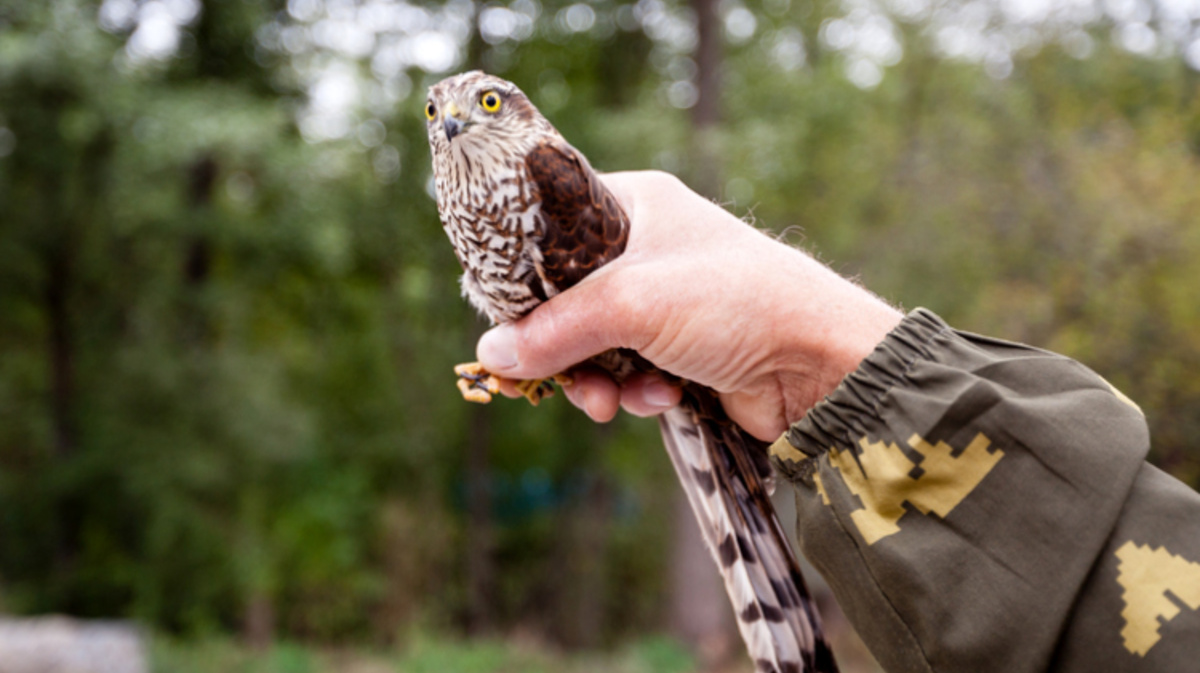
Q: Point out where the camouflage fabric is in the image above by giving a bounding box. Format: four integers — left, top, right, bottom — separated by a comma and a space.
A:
770, 309, 1200, 673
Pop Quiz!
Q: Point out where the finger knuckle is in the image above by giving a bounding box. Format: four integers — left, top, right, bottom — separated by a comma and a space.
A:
642, 170, 684, 192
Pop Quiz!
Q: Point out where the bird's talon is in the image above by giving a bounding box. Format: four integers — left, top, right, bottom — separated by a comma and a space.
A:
456, 377, 493, 403
455, 362, 487, 379
462, 388, 493, 403
481, 374, 501, 394
455, 362, 498, 403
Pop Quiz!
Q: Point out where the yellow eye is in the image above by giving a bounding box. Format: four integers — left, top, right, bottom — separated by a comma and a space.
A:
479, 91, 502, 113
424, 101, 437, 121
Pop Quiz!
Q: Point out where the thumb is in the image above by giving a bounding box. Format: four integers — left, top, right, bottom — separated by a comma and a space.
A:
476, 270, 636, 379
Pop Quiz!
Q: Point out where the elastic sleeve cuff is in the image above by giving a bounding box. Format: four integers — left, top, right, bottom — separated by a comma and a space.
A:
778, 308, 950, 465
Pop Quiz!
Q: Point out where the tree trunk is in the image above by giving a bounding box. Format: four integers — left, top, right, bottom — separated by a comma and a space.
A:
184, 154, 215, 287
183, 155, 217, 342
668, 491, 735, 665
667, 0, 736, 665
692, 0, 721, 132
45, 242, 79, 578
243, 591, 275, 651
691, 0, 723, 198
552, 471, 611, 649
463, 402, 496, 636
45, 246, 77, 462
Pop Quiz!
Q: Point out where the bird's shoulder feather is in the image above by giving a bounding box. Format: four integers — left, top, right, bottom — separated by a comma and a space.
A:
524, 141, 630, 293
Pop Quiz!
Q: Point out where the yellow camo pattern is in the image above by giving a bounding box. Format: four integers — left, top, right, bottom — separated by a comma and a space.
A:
816, 433, 1004, 545
1115, 541, 1200, 656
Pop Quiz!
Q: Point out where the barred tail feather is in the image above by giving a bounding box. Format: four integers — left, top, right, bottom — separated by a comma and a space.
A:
658, 388, 837, 673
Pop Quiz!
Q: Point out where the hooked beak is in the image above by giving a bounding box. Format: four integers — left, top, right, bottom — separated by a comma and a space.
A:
443, 103, 467, 142
443, 116, 465, 142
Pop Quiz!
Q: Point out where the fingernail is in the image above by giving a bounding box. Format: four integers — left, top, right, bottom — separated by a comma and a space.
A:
478, 326, 519, 371
643, 381, 677, 409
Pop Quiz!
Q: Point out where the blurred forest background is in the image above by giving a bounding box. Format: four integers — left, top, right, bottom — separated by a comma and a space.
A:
2, 0, 1199, 670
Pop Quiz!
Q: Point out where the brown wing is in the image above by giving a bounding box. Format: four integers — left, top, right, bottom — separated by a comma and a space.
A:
525, 142, 629, 293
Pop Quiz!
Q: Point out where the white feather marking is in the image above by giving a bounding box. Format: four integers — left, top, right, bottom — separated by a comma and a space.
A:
658, 407, 824, 673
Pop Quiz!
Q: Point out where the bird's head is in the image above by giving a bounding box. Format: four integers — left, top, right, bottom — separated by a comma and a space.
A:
425, 71, 555, 164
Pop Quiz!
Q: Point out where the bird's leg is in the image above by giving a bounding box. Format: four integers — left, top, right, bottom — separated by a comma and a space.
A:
454, 363, 572, 406
514, 373, 574, 406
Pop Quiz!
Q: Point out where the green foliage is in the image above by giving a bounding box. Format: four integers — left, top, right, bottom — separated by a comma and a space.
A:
152, 633, 696, 673
1, 0, 1198, 658
152, 638, 320, 673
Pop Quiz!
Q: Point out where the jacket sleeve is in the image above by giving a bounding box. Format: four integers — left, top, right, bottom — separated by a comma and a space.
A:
770, 308, 1200, 673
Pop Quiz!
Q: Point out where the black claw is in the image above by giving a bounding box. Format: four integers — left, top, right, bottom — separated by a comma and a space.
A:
457, 371, 493, 392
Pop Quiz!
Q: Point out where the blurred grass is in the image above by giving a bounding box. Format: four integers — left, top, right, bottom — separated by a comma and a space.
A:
152, 632, 699, 673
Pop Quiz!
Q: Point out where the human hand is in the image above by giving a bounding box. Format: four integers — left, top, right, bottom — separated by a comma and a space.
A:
477, 171, 902, 441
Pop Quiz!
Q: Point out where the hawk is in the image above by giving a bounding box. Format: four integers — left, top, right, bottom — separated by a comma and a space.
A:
425, 71, 837, 673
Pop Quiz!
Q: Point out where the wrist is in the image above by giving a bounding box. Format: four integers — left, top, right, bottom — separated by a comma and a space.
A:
768, 253, 902, 427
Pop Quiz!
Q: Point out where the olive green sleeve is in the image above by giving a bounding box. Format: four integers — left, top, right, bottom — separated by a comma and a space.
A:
770, 308, 1200, 673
